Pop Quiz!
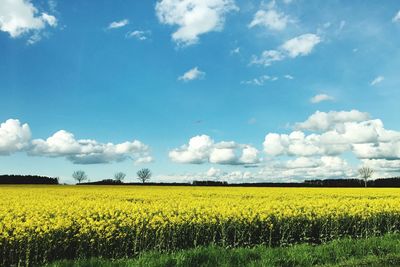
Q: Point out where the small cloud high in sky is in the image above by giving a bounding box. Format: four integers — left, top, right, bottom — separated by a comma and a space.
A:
107, 19, 129, 30
392, 10, 400, 23
178, 67, 205, 81
370, 75, 384, 86
126, 30, 150, 41
1, 0, 400, 183
310, 94, 334, 104
248, 2, 290, 31
250, 33, 321, 66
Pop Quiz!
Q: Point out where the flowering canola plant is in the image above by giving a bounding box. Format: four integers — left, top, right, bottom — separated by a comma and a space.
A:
1, 185, 400, 266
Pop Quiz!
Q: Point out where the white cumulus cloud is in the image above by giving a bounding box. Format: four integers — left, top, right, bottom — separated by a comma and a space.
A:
29, 130, 152, 165
263, 131, 348, 157
261, 156, 355, 180
0, 0, 57, 38
155, 0, 238, 46
263, 110, 400, 174
249, 6, 289, 31
0, 119, 31, 155
169, 135, 260, 165
281, 33, 321, 58
295, 110, 369, 132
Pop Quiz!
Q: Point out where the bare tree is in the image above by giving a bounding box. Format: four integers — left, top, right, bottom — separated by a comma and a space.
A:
114, 172, 126, 183
137, 168, 151, 183
72, 170, 87, 184
358, 166, 374, 187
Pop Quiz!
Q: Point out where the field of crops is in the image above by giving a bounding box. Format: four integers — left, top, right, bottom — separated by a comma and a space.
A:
2, 185, 400, 266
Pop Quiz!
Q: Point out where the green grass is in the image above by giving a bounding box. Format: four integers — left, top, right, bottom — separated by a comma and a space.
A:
44, 233, 400, 267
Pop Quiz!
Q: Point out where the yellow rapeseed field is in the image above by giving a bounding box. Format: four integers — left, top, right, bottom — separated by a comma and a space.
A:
1, 185, 400, 266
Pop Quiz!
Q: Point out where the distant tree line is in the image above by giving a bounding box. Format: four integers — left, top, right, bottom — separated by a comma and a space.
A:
0, 175, 59, 184
303, 178, 400, 187
192, 180, 228, 186
79, 179, 123, 185
79, 178, 400, 187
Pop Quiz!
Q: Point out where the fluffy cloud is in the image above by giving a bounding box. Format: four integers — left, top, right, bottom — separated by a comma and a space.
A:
155, 0, 238, 45
0, 0, 57, 38
251, 33, 321, 66
370, 75, 384, 86
260, 156, 355, 180
178, 67, 205, 81
29, 130, 153, 165
169, 135, 260, 165
107, 19, 129, 29
281, 34, 321, 57
249, 3, 290, 31
352, 141, 400, 160
0, 119, 31, 155
295, 110, 369, 132
393, 10, 400, 23
310, 94, 334, 104
264, 110, 400, 165
169, 135, 213, 164
263, 131, 349, 157
239, 146, 260, 164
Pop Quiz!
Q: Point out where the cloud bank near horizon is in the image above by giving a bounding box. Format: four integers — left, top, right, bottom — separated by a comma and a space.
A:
3, 109, 400, 182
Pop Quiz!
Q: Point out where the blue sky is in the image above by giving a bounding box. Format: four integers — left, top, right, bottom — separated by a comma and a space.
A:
1, 0, 400, 183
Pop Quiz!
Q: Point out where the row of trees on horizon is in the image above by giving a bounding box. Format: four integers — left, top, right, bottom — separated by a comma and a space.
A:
72, 166, 375, 187
72, 168, 152, 184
